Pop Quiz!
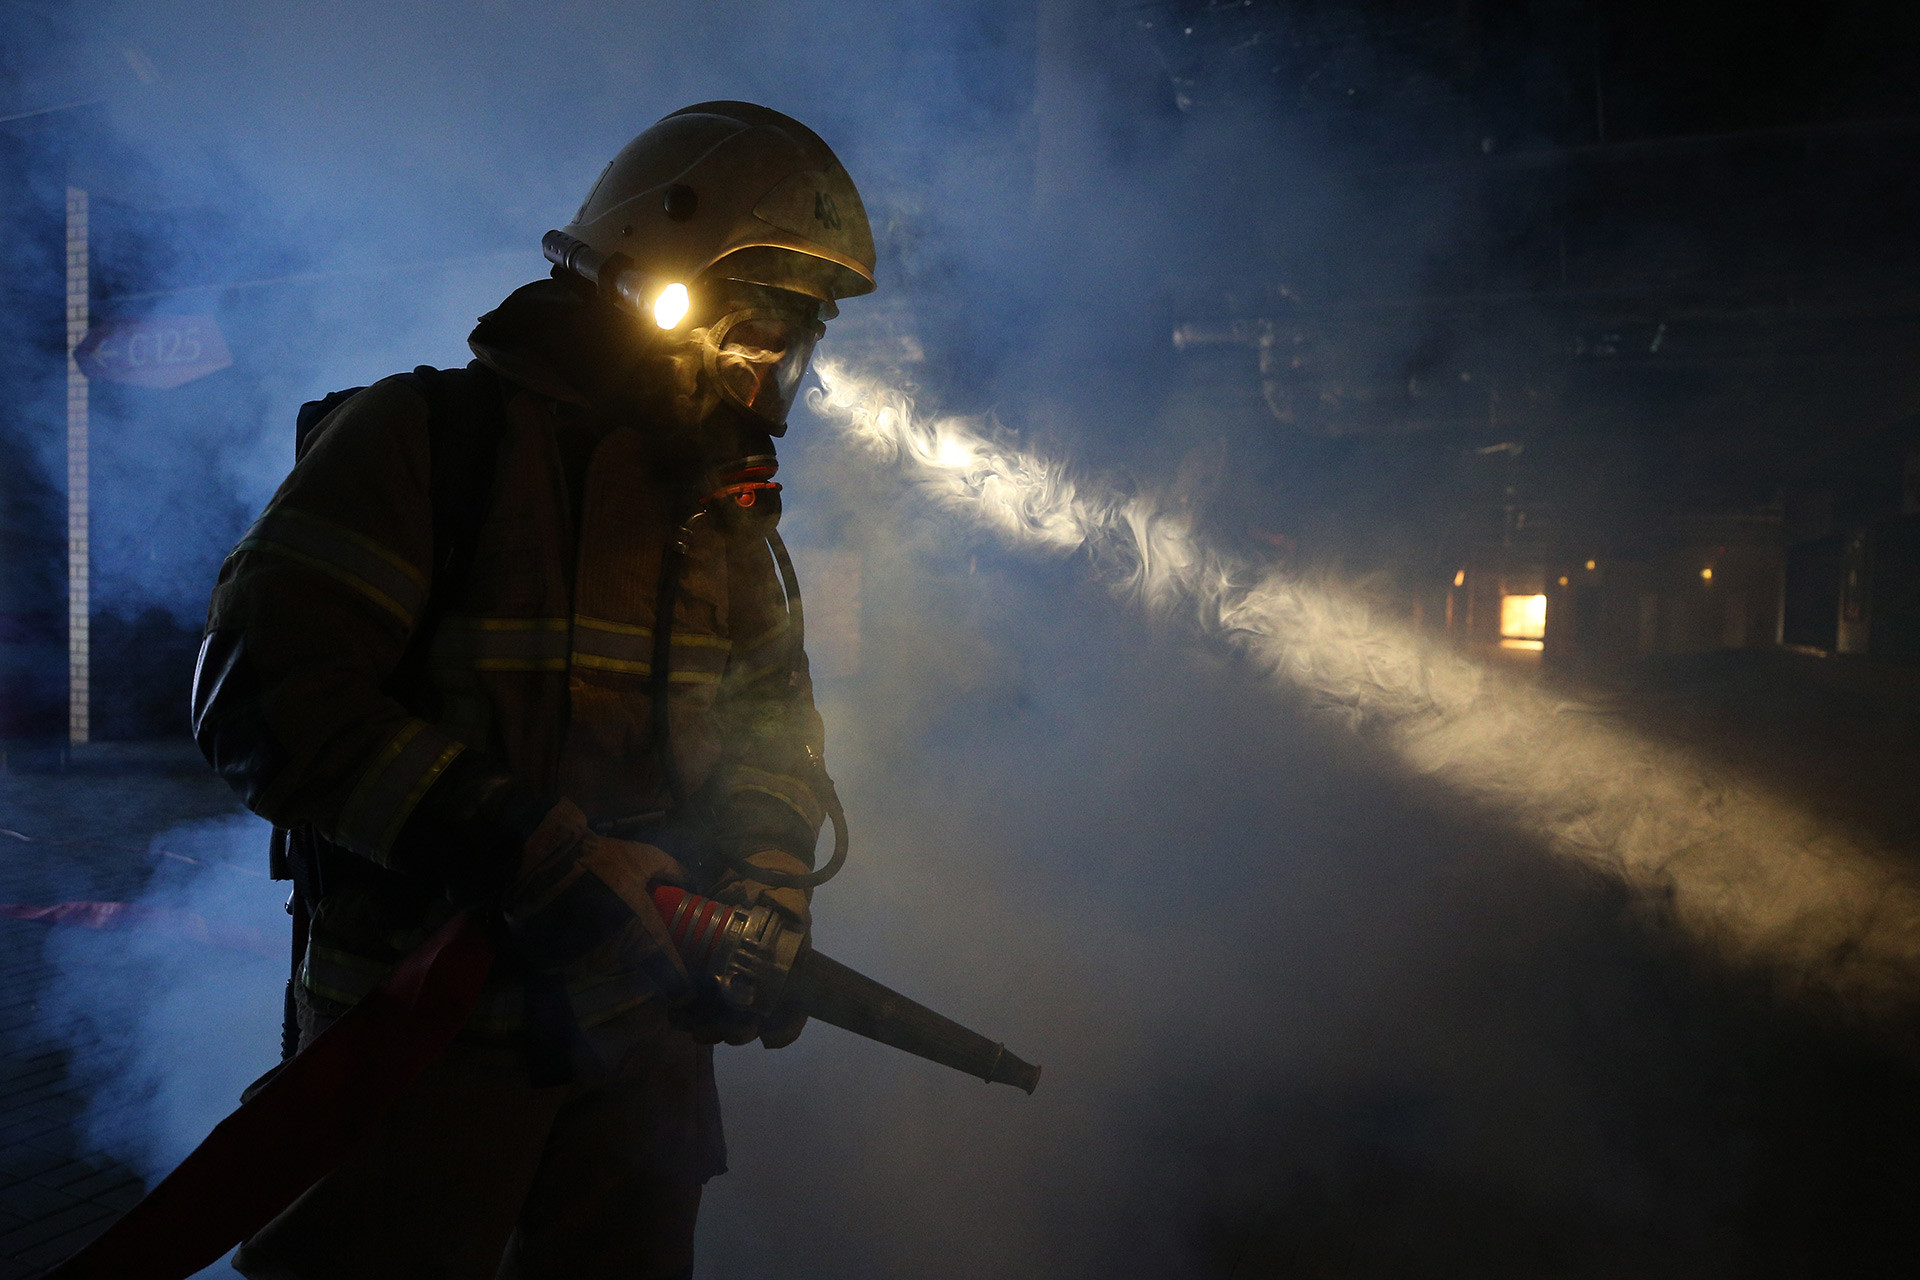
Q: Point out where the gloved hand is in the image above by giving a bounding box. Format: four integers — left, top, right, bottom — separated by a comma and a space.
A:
713, 847, 813, 1049
502, 799, 692, 999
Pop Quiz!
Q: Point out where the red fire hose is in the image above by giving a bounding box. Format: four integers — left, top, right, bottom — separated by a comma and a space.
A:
41, 885, 1036, 1279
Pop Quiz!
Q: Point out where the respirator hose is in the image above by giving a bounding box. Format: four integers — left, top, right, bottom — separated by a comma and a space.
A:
650, 519, 847, 892
739, 530, 846, 890
741, 767, 847, 891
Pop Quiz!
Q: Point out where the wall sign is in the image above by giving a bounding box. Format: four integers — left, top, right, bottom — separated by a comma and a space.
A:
74, 314, 233, 389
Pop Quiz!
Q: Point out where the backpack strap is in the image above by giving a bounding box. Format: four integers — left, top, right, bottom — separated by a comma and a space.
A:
385, 362, 509, 698
292, 363, 507, 611
294, 386, 366, 462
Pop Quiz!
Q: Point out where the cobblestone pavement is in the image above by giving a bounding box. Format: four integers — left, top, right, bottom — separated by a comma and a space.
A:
0, 741, 240, 1278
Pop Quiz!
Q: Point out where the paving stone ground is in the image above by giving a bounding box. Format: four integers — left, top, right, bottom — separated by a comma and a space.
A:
0, 741, 240, 1278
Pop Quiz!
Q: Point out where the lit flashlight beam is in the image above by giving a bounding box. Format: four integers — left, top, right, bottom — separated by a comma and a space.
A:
808, 359, 1920, 1016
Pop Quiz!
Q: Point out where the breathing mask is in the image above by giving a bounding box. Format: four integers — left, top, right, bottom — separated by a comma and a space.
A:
693, 280, 825, 436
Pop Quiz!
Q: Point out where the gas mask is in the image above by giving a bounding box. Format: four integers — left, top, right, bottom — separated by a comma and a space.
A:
537, 229, 828, 525
667, 280, 824, 535
538, 229, 832, 439
661, 281, 827, 534
691, 280, 827, 437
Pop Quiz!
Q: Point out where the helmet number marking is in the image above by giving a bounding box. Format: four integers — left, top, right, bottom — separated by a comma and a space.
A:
813, 191, 843, 231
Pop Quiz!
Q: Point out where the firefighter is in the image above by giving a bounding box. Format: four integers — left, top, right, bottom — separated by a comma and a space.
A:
190, 101, 875, 1280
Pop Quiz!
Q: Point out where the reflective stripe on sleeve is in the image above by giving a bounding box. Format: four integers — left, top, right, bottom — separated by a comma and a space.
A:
571, 614, 731, 682
432, 616, 571, 671
724, 617, 793, 687
234, 506, 428, 627
302, 943, 393, 1007
725, 763, 824, 830
334, 719, 465, 862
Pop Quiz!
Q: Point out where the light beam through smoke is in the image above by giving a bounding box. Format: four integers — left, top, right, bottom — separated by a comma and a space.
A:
809, 358, 1920, 1017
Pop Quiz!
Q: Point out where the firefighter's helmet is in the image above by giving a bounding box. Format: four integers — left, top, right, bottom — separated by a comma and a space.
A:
545, 102, 875, 429
562, 101, 876, 312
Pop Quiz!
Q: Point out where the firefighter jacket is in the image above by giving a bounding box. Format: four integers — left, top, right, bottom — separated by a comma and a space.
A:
192, 277, 828, 1036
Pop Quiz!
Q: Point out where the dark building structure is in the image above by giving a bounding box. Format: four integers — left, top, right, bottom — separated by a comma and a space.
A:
1146, 0, 1920, 668
1784, 413, 1920, 658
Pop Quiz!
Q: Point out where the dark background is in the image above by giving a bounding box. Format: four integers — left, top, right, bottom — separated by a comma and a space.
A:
3, 2, 1920, 1277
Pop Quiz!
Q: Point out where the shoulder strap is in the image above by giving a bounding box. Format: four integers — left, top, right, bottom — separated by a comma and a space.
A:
292, 365, 506, 594
294, 386, 366, 461
384, 363, 509, 699
402, 363, 507, 610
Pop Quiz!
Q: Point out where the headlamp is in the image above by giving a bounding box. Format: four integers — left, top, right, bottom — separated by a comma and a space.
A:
652, 283, 690, 329
542, 229, 692, 331
542, 230, 830, 429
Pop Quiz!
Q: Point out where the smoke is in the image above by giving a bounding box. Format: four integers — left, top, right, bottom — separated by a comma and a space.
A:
808, 357, 1920, 1015
34, 812, 284, 1185
7, 0, 1919, 1275
23, 811, 282, 1280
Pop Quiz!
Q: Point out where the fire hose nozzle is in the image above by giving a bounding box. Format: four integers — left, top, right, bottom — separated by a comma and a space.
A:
651, 885, 1041, 1094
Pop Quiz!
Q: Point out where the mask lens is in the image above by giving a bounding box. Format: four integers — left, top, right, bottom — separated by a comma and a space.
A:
708, 312, 821, 427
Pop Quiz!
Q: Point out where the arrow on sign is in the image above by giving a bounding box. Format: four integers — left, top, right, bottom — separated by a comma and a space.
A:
75, 314, 233, 389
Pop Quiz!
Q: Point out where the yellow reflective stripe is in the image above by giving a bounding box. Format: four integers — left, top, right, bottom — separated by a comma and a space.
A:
728, 764, 824, 828
335, 720, 464, 861
725, 660, 789, 687
301, 944, 390, 1007
236, 507, 427, 627
433, 616, 571, 671
572, 614, 733, 646
430, 614, 739, 681
572, 656, 726, 682
463, 991, 522, 1035
572, 614, 730, 681
726, 617, 793, 687
734, 618, 790, 654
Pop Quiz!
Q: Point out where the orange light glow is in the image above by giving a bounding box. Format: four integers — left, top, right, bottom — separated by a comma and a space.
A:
1701, 567, 1713, 583
1453, 569, 1466, 587
1500, 593, 1547, 641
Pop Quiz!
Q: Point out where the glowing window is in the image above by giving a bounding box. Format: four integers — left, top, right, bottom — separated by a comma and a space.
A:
1500, 593, 1547, 641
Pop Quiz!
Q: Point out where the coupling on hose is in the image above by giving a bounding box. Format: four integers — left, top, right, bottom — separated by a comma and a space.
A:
654, 884, 803, 1014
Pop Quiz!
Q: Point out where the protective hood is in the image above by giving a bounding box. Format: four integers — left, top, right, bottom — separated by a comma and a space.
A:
468, 274, 643, 408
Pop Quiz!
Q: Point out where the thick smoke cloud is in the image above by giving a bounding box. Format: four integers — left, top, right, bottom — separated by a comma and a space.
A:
12, 1, 1915, 1276
810, 359, 1920, 1017
30, 813, 284, 1278
36, 814, 283, 1184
